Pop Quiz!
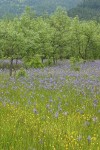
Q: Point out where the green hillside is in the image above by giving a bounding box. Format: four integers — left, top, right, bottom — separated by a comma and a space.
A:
0, 0, 82, 18
68, 0, 100, 20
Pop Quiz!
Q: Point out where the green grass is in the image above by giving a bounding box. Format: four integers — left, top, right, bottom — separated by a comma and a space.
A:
0, 74, 100, 150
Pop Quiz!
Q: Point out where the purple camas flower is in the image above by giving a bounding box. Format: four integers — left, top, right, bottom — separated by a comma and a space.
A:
49, 99, 53, 103
93, 103, 97, 108
92, 116, 98, 123
93, 99, 98, 104
98, 110, 100, 113
79, 110, 84, 114
84, 121, 90, 126
3, 101, 6, 107
54, 112, 59, 118
87, 135, 91, 143
46, 104, 50, 109
33, 108, 38, 114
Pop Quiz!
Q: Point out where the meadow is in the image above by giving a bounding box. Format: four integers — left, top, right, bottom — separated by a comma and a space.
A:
0, 60, 100, 150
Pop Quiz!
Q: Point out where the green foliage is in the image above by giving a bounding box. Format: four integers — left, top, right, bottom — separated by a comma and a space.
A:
70, 57, 83, 71
16, 67, 27, 78
44, 57, 53, 66
68, 0, 100, 21
0, 7, 100, 73
24, 55, 44, 68
47, 57, 53, 66
50, 7, 71, 61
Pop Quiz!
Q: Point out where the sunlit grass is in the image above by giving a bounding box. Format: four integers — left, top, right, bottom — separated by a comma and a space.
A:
0, 71, 100, 150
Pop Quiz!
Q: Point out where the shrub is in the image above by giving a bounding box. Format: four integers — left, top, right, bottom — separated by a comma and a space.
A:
70, 57, 83, 71
24, 55, 44, 68
16, 68, 27, 78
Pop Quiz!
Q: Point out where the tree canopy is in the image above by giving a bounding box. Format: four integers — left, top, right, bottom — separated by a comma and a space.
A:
0, 8, 100, 75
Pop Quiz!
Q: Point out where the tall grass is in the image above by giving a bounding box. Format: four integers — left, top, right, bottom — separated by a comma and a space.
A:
0, 61, 100, 150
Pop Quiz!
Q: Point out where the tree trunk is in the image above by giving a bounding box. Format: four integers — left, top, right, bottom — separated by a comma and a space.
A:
16, 58, 18, 65
60, 55, 63, 61
10, 58, 13, 76
55, 58, 57, 64
53, 57, 56, 65
41, 57, 44, 63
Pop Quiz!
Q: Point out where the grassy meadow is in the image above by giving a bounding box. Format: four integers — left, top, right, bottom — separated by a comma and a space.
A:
0, 60, 100, 150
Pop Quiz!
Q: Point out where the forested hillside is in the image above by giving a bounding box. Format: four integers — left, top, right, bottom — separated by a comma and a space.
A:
68, 0, 100, 21
0, 0, 82, 18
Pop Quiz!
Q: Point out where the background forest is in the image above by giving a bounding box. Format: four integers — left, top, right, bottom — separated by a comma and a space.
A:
0, 0, 82, 18
69, 0, 100, 21
0, 0, 100, 21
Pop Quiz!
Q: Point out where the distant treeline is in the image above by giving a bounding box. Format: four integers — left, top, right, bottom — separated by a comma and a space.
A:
0, 0, 100, 21
0, 0, 82, 18
68, 0, 100, 21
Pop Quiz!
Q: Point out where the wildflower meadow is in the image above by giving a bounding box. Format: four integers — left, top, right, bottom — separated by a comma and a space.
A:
0, 60, 100, 150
